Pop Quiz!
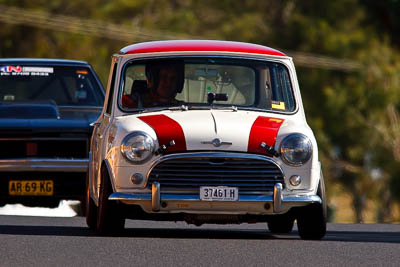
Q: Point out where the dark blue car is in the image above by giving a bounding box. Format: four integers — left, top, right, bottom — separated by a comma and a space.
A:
0, 58, 104, 209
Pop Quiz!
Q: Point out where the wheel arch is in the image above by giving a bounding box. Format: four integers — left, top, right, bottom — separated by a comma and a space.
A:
311, 160, 324, 194
101, 159, 117, 193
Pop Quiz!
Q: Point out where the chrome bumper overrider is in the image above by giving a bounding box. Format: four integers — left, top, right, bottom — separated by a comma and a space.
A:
109, 183, 322, 214
0, 158, 89, 172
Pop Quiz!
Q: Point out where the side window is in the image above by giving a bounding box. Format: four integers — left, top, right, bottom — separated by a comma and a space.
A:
269, 64, 295, 112
106, 63, 117, 114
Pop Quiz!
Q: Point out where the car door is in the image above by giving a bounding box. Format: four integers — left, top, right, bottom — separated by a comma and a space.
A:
90, 58, 119, 202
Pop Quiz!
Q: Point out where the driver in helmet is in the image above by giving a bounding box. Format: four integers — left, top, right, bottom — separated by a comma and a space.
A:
122, 61, 184, 108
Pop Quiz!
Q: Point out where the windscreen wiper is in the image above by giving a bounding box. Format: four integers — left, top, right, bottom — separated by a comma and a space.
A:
211, 105, 238, 112
168, 105, 189, 111
127, 105, 189, 114
186, 105, 238, 111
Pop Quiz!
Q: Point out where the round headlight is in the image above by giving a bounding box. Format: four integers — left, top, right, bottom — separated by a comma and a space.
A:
280, 133, 312, 166
121, 132, 155, 163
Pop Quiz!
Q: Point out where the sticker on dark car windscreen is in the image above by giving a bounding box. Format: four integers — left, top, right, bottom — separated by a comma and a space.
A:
0, 66, 54, 76
76, 69, 88, 75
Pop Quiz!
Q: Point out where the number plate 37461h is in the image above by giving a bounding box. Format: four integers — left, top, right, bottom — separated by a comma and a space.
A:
200, 186, 238, 201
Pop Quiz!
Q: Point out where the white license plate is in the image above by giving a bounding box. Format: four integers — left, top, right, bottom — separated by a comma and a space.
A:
200, 186, 238, 201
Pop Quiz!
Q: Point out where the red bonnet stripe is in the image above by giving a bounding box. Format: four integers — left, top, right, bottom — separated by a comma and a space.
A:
138, 114, 187, 152
248, 116, 284, 156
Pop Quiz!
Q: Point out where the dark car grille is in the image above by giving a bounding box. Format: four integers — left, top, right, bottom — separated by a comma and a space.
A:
147, 156, 284, 194
0, 138, 88, 159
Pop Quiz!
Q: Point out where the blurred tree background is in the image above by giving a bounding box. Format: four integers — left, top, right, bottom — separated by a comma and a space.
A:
1, 0, 400, 223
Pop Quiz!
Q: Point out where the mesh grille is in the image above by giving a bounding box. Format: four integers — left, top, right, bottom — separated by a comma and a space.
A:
147, 156, 284, 194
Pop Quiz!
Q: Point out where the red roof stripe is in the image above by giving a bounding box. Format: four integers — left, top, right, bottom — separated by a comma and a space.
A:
121, 40, 286, 57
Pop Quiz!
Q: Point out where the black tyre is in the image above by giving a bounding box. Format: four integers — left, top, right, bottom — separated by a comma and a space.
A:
85, 172, 97, 230
267, 211, 295, 234
78, 201, 85, 217
296, 174, 327, 240
96, 166, 125, 235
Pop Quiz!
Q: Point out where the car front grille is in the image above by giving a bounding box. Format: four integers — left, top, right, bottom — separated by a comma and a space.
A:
147, 154, 284, 194
0, 137, 88, 159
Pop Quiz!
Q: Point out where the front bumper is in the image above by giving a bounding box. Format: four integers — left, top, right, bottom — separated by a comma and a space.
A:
0, 158, 89, 204
0, 158, 89, 172
110, 183, 321, 215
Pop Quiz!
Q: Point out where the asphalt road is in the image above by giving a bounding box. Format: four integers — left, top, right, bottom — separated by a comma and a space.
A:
0, 215, 399, 267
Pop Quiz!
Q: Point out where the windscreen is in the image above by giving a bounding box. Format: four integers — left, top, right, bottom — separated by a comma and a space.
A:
0, 65, 104, 106
120, 58, 295, 112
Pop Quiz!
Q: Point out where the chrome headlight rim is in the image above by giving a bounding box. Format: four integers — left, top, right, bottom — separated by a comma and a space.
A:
279, 133, 313, 167
121, 131, 155, 164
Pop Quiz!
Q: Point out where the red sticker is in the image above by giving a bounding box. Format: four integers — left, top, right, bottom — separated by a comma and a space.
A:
138, 114, 187, 152
248, 116, 284, 156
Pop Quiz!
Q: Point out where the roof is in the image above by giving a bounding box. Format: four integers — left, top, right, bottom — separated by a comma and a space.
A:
120, 40, 287, 57
0, 58, 90, 66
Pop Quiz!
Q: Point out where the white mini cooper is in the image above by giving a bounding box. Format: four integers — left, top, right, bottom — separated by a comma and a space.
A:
86, 40, 326, 240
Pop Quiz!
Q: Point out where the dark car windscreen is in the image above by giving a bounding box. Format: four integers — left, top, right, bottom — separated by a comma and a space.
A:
0, 65, 104, 106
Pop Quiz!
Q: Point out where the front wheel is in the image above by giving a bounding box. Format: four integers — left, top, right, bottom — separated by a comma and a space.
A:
296, 174, 327, 240
267, 211, 295, 234
85, 172, 97, 230
96, 166, 125, 235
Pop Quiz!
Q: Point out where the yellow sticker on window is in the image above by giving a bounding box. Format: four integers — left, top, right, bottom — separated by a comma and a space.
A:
76, 70, 88, 75
271, 101, 285, 110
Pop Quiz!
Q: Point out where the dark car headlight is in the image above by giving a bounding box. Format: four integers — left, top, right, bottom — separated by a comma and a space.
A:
280, 133, 312, 166
121, 132, 155, 163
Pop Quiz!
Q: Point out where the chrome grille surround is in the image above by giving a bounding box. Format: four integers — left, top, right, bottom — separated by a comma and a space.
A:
146, 152, 285, 195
